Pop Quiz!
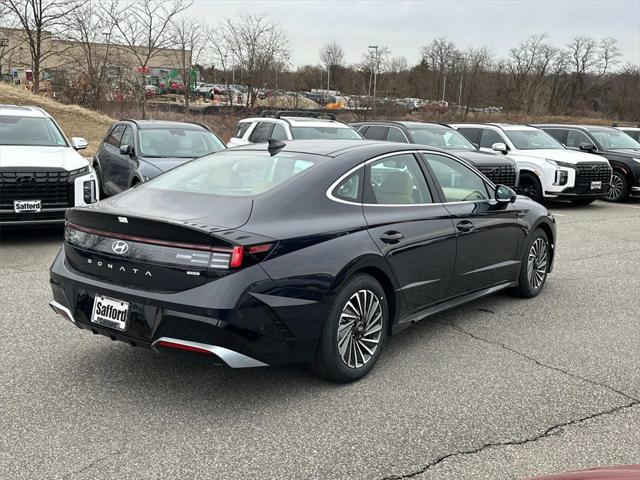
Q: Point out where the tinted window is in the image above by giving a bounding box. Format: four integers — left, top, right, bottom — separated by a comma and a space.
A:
543, 128, 567, 144
479, 129, 504, 148
290, 126, 362, 140
271, 123, 288, 141
505, 130, 563, 150
424, 153, 489, 202
120, 126, 134, 148
386, 127, 408, 143
234, 122, 251, 139
565, 130, 592, 148
106, 125, 125, 147
249, 122, 274, 143
333, 170, 362, 202
360, 125, 388, 141
367, 153, 432, 205
456, 127, 481, 144
138, 128, 224, 158
0, 115, 67, 147
409, 128, 476, 151
149, 151, 318, 197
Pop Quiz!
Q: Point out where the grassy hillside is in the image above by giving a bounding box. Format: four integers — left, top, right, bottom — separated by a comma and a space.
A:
0, 84, 114, 157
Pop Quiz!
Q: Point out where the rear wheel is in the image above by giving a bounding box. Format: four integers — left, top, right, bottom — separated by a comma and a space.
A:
512, 229, 550, 298
311, 274, 387, 383
606, 171, 629, 202
519, 172, 543, 203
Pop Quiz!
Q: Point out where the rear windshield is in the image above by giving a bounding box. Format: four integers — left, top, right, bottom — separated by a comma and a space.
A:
147, 150, 321, 196
505, 130, 564, 150
290, 126, 362, 140
138, 128, 225, 158
0, 115, 67, 147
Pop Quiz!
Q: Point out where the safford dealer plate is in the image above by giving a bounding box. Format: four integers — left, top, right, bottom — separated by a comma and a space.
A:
13, 200, 41, 213
590, 181, 602, 190
91, 295, 130, 331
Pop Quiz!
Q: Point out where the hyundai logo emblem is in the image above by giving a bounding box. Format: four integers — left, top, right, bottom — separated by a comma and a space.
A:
111, 240, 130, 255
16, 175, 35, 184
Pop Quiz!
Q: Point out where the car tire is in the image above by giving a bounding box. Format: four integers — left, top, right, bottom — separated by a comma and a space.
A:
606, 170, 629, 202
311, 274, 388, 383
519, 172, 543, 203
511, 229, 550, 298
570, 199, 595, 206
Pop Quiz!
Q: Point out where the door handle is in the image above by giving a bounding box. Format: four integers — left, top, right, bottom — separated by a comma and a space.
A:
456, 220, 475, 232
380, 231, 404, 244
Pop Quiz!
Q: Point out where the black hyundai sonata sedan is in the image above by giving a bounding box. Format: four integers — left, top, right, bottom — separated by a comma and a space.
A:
49, 140, 556, 382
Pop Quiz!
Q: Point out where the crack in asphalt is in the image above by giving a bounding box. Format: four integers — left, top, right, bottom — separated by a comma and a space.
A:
564, 248, 640, 262
381, 402, 639, 479
378, 319, 639, 479
60, 450, 124, 479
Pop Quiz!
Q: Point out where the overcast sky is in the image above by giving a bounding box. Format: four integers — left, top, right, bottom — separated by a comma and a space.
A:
193, 0, 640, 67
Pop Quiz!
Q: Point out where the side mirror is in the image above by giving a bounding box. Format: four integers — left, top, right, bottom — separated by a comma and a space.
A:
495, 184, 517, 203
579, 142, 596, 152
71, 137, 88, 150
472, 142, 480, 150
491, 142, 508, 154
119, 144, 134, 156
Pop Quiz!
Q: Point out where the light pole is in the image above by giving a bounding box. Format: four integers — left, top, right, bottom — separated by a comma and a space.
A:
368, 45, 379, 109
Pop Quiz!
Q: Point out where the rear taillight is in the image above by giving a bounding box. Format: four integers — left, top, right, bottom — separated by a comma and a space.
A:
229, 246, 244, 268
228, 243, 274, 269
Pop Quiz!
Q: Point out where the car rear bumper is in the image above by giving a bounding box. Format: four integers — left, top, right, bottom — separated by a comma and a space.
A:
48, 248, 327, 367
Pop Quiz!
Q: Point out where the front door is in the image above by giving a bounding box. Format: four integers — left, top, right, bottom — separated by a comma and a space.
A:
420, 152, 519, 297
363, 152, 457, 311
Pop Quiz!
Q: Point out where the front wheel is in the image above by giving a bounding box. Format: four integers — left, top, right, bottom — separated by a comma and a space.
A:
606, 171, 629, 202
312, 274, 388, 383
511, 229, 550, 298
519, 172, 543, 203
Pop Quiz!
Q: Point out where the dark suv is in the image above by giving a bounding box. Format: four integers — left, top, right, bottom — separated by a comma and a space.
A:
536, 124, 640, 202
94, 120, 225, 197
351, 121, 518, 188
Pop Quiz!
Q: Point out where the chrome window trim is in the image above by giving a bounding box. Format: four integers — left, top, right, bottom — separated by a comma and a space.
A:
326, 149, 496, 207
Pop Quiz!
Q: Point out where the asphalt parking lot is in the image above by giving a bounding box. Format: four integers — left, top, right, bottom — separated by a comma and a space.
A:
1, 199, 639, 480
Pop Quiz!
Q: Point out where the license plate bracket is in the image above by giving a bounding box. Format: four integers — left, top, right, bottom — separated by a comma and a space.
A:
91, 295, 130, 331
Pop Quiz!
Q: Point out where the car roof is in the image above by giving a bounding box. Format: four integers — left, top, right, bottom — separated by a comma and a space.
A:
240, 116, 351, 128
535, 124, 622, 133
227, 139, 422, 157
453, 123, 540, 132
118, 119, 208, 130
0, 105, 50, 118
352, 120, 452, 130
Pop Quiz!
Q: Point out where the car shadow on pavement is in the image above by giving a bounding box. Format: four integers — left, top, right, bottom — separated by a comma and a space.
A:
0, 226, 64, 245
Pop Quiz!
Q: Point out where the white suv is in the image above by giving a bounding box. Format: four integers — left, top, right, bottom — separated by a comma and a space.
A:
227, 112, 362, 147
0, 105, 98, 226
451, 123, 612, 205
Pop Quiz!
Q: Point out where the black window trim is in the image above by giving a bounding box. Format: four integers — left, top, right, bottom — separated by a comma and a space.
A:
326, 150, 494, 207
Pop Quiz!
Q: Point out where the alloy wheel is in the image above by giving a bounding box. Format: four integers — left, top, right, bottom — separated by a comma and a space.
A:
527, 238, 548, 290
607, 174, 624, 201
337, 289, 383, 369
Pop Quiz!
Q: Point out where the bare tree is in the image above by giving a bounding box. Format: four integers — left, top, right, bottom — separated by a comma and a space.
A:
319, 41, 343, 89
215, 13, 290, 107
0, 0, 88, 92
103, 0, 191, 117
461, 47, 493, 118
170, 15, 204, 112
386, 56, 409, 74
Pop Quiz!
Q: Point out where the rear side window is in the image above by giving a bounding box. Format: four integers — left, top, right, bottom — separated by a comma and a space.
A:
456, 127, 481, 144
148, 151, 319, 196
387, 127, 408, 143
271, 123, 288, 141
249, 122, 274, 143
332, 169, 362, 202
234, 122, 251, 139
106, 125, 125, 147
361, 125, 388, 141
479, 129, 504, 148
544, 129, 567, 144
366, 153, 432, 205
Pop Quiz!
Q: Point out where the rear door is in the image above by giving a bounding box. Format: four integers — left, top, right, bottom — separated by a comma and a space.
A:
363, 152, 457, 311
110, 125, 137, 192
420, 152, 519, 296
101, 124, 126, 195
